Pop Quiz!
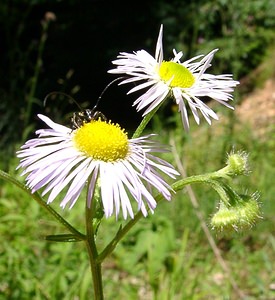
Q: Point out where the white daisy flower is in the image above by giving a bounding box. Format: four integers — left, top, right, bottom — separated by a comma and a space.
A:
17, 114, 178, 219
109, 25, 239, 130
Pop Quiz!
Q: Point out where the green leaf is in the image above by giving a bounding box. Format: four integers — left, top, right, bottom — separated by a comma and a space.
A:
45, 234, 84, 242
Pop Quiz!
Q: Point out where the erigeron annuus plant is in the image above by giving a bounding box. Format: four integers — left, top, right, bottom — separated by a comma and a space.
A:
0, 25, 261, 300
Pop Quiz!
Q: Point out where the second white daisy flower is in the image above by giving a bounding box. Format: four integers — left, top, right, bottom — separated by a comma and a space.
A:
109, 25, 239, 130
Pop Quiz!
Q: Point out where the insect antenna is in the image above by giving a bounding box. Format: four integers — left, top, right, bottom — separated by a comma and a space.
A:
92, 76, 125, 111
44, 91, 83, 110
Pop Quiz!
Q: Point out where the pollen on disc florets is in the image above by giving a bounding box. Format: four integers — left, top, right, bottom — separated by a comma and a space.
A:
73, 119, 129, 162
158, 61, 195, 88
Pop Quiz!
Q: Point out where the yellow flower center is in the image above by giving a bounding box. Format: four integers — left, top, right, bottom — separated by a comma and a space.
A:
158, 61, 195, 88
73, 119, 129, 162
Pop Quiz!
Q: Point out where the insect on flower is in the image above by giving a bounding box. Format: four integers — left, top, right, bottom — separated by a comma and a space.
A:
70, 106, 107, 130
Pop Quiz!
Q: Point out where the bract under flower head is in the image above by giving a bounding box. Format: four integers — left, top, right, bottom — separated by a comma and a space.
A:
109, 25, 239, 130
17, 114, 179, 219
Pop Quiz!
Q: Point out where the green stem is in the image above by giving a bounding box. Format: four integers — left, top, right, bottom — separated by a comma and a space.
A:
172, 175, 231, 205
131, 104, 161, 139
0, 170, 85, 239
85, 180, 104, 299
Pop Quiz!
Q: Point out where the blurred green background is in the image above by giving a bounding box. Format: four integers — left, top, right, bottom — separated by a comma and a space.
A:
0, 0, 275, 299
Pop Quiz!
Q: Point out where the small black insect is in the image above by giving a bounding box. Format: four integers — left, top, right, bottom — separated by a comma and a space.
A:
71, 109, 106, 130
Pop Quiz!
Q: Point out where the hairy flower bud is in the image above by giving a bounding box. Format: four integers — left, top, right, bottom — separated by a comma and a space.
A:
226, 151, 249, 176
211, 192, 261, 233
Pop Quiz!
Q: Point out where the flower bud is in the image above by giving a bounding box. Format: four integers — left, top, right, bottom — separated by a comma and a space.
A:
226, 151, 249, 176
211, 192, 261, 233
